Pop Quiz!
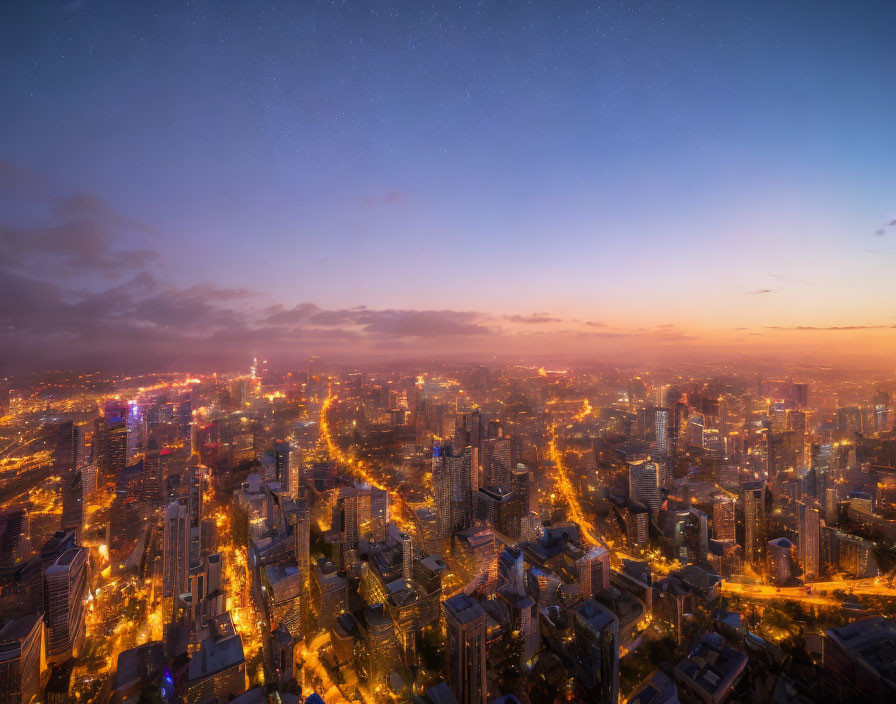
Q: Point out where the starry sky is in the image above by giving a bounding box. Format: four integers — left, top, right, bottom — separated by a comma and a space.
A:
1, 1, 895, 371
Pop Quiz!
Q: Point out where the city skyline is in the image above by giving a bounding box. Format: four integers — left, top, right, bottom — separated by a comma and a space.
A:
2, 1, 895, 370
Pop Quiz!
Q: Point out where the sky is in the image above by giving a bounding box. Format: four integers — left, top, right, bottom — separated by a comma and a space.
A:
1, 1, 895, 371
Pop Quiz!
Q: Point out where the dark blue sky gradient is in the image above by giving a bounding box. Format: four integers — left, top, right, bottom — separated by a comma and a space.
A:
1, 1, 895, 368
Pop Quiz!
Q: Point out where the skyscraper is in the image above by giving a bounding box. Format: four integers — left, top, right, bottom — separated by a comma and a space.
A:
60, 470, 83, 540
571, 598, 619, 704
0, 614, 45, 704
654, 408, 670, 457
93, 414, 127, 483
53, 422, 82, 474
741, 481, 767, 565
629, 461, 661, 520
444, 594, 487, 704
432, 444, 472, 537
274, 441, 291, 494
45, 547, 88, 662
336, 486, 371, 557
163, 501, 190, 600
713, 495, 736, 542
576, 545, 611, 598
797, 501, 820, 580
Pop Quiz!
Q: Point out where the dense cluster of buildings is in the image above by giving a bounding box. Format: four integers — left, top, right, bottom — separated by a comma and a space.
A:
0, 361, 895, 703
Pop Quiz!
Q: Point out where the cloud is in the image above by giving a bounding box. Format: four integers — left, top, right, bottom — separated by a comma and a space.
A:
353, 309, 493, 337
0, 168, 159, 283
504, 313, 561, 325
764, 325, 896, 331
584, 320, 608, 328
874, 228, 886, 237
890, 219, 896, 227
746, 288, 775, 295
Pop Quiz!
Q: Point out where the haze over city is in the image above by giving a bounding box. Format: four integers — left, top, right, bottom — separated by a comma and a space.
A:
2, 1, 896, 371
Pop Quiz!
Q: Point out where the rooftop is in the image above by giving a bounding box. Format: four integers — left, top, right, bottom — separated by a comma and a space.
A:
675, 632, 747, 701
444, 593, 485, 625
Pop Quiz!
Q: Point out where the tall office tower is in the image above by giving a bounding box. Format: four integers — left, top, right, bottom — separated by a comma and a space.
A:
80, 464, 98, 504
444, 594, 487, 704
163, 501, 190, 599
432, 446, 453, 538
787, 410, 807, 432
481, 437, 511, 492
475, 486, 521, 537
53, 421, 81, 473
576, 545, 611, 598
294, 501, 311, 585
177, 394, 193, 438
510, 465, 532, 514
336, 486, 371, 557
767, 538, 793, 585
400, 531, 414, 581
713, 495, 736, 542
141, 445, 164, 506
93, 414, 127, 483
310, 560, 346, 631
571, 599, 619, 704
767, 430, 803, 488
45, 547, 88, 662
432, 444, 472, 537
60, 469, 83, 539
673, 508, 708, 564
369, 486, 389, 543
185, 468, 203, 569
497, 546, 526, 595
796, 501, 820, 580
126, 403, 145, 458
654, 408, 670, 456
0, 509, 31, 569
824, 487, 839, 524
0, 614, 45, 704
628, 461, 661, 520
741, 481, 767, 566
274, 441, 291, 491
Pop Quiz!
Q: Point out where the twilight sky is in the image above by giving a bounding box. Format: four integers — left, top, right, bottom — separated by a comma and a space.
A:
1, 1, 895, 370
